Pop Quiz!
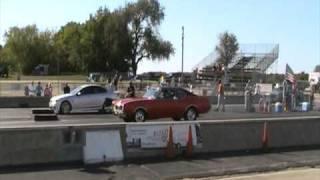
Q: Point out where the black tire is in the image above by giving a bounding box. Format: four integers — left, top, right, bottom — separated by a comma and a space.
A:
101, 98, 113, 113
134, 109, 146, 122
122, 117, 130, 122
60, 101, 72, 114
184, 107, 197, 121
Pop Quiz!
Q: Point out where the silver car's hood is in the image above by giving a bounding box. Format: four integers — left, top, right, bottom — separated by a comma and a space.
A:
50, 93, 73, 102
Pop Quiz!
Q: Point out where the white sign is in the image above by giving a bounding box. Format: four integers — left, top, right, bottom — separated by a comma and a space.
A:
255, 83, 273, 95
126, 124, 201, 149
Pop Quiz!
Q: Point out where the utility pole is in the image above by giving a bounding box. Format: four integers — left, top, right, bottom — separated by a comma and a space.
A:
181, 26, 184, 84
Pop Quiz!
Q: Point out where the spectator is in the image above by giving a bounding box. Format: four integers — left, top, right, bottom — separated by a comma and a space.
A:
44, 83, 52, 97
159, 75, 165, 87
216, 79, 225, 112
126, 81, 135, 98
113, 73, 119, 91
28, 81, 36, 96
63, 83, 70, 94
49, 83, 53, 96
170, 76, 176, 87
24, 85, 29, 96
36, 81, 43, 96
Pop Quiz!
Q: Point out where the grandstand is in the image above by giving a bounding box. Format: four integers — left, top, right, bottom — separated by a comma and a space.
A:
193, 44, 279, 84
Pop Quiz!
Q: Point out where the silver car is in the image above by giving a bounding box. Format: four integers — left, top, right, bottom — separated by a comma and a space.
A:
49, 84, 118, 114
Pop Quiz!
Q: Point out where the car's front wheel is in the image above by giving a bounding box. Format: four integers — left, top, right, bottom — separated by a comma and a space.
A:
60, 101, 72, 114
134, 109, 146, 122
184, 107, 197, 121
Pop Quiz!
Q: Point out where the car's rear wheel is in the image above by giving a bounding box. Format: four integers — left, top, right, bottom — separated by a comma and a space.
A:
184, 107, 197, 121
134, 109, 146, 122
60, 101, 72, 114
101, 98, 113, 113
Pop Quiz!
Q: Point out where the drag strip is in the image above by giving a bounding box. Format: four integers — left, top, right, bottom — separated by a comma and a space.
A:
0, 107, 320, 129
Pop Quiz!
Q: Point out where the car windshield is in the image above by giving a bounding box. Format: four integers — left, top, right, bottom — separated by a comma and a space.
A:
143, 87, 160, 99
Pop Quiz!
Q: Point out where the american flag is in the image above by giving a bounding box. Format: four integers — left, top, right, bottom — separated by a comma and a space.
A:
285, 64, 296, 84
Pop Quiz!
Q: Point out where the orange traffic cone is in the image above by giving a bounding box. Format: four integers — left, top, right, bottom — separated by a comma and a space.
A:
165, 126, 176, 159
185, 125, 193, 157
262, 121, 269, 150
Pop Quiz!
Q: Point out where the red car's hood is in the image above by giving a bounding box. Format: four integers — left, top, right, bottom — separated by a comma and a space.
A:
113, 97, 151, 105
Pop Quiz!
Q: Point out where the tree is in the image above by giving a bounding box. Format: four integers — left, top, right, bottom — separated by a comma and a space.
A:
215, 31, 239, 83
4, 25, 56, 74
124, 0, 174, 76
81, 8, 131, 73
54, 22, 84, 73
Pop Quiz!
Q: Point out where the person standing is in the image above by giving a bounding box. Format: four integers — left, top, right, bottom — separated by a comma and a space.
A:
49, 83, 53, 96
36, 81, 43, 96
44, 83, 52, 97
244, 80, 254, 112
28, 81, 36, 96
63, 83, 70, 94
24, 85, 29, 96
216, 79, 225, 112
126, 81, 135, 98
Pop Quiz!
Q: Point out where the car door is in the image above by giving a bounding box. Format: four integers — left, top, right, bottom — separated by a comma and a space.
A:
91, 86, 107, 109
155, 88, 177, 118
174, 88, 189, 116
72, 86, 95, 111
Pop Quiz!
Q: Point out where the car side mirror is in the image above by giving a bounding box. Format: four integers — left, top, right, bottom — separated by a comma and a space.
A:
173, 96, 178, 100
76, 92, 81, 96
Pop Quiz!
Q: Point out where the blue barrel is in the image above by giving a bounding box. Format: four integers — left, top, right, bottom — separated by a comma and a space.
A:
275, 102, 283, 113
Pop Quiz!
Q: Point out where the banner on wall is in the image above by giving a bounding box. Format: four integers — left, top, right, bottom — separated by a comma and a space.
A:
126, 124, 202, 149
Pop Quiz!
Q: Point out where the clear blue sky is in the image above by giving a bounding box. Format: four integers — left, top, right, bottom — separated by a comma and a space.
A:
0, 0, 319, 74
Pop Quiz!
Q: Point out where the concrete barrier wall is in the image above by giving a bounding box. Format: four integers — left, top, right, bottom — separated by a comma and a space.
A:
0, 124, 126, 167
269, 119, 320, 148
0, 97, 50, 108
198, 121, 263, 153
1, 117, 320, 166
0, 128, 81, 166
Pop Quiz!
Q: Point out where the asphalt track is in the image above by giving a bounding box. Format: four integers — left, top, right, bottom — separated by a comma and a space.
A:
0, 105, 320, 128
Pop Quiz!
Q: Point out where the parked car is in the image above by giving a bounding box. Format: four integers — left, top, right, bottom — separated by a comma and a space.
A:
112, 87, 211, 122
49, 84, 118, 114
0, 64, 9, 78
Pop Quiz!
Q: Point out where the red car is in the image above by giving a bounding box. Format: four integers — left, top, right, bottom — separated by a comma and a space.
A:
112, 87, 211, 122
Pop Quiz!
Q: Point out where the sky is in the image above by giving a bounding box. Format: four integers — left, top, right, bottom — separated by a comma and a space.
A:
0, 0, 319, 74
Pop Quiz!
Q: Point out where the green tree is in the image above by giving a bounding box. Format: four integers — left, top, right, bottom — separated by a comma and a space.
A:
82, 8, 131, 73
215, 31, 239, 83
4, 25, 56, 74
124, 0, 174, 76
54, 22, 84, 73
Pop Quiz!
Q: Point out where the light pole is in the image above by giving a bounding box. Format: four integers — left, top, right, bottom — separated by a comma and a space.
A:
181, 26, 184, 84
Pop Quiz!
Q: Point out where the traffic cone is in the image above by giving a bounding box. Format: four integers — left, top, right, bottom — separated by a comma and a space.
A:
185, 125, 193, 157
165, 126, 176, 159
262, 121, 269, 150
